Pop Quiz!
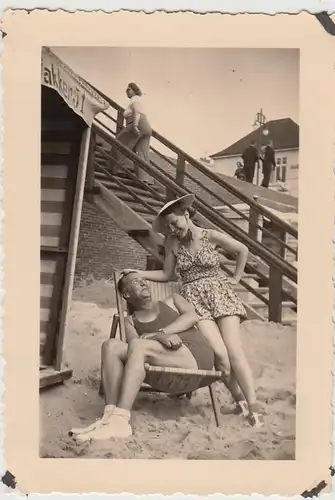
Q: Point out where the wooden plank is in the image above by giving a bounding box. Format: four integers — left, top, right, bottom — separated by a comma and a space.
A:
41, 212, 63, 226
42, 120, 75, 132
40, 320, 50, 333
40, 308, 51, 322
41, 154, 70, 166
95, 182, 151, 232
44, 129, 82, 367
41, 130, 74, 142
41, 200, 65, 214
40, 272, 56, 285
42, 142, 71, 155
41, 259, 57, 273
41, 284, 53, 297
41, 296, 52, 309
41, 235, 61, 247
42, 254, 67, 366
41, 225, 61, 237
39, 367, 73, 390
55, 127, 91, 371
41, 164, 68, 178
41, 188, 66, 202
41, 177, 67, 190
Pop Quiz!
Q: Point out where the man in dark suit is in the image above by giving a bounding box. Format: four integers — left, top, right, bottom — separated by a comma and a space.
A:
261, 140, 276, 188
241, 141, 259, 183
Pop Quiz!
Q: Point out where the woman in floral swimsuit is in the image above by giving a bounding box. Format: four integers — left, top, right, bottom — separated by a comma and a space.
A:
122, 194, 262, 427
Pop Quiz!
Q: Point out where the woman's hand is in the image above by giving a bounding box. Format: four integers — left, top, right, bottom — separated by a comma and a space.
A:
133, 125, 140, 136
121, 268, 140, 276
227, 276, 239, 286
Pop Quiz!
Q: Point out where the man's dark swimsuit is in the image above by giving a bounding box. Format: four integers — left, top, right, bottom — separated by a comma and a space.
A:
132, 301, 214, 370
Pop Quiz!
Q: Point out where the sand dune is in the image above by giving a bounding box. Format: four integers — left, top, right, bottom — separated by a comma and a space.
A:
40, 281, 296, 460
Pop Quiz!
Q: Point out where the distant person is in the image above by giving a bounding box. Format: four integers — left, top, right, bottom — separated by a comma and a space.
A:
115, 82, 153, 185
241, 141, 259, 183
234, 161, 245, 181
261, 140, 276, 188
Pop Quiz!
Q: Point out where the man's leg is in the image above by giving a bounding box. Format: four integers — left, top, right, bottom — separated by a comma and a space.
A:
261, 164, 271, 187
78, 338, 198, 441
102, 339, 128, 405
118, 337, 198, 410
69, 339, 127, 437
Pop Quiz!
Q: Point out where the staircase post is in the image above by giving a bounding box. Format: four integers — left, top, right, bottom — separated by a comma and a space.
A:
109, 110, 124, 173
85, 130, 96, 203
248, 206, 259, 241
176, 154, 186, 186
268, 226, 286, 323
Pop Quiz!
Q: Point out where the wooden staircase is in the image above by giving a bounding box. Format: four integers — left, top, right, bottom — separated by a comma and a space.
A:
82, 81, 298, 326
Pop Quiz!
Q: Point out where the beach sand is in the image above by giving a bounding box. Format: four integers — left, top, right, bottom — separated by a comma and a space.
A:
40, 280, 296, 460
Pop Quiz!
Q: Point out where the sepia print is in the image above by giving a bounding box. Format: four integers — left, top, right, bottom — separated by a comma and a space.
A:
3, 11, 333, 495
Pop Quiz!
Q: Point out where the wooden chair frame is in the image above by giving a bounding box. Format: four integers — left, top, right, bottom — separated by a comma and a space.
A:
102, 272, 222, 427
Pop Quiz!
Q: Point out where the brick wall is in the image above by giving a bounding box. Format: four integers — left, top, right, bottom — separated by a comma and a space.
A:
74, 200, 148, 283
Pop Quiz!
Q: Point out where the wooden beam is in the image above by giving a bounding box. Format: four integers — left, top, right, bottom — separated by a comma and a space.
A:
95, 181, 151, 232
39, 366, 73, 389
55, 127, 91, 371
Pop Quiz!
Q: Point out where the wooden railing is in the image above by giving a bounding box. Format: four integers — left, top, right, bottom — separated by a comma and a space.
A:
83, 80, 298, 323
90, 121, 297, 323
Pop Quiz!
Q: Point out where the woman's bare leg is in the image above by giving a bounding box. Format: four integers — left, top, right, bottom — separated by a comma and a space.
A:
216, 315, 257, 407
197, 319, 244, 403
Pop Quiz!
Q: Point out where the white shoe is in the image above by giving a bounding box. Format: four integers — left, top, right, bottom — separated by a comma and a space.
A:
233, 400, 249, 417
75, 408, 132, 442
69, 405, 115, 437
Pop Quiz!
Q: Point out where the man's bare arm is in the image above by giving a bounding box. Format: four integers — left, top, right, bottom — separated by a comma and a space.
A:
124, 316, 139, 343
160, 294, 198, 335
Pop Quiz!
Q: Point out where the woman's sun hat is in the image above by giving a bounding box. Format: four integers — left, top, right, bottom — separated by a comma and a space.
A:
152, 194, 195, 235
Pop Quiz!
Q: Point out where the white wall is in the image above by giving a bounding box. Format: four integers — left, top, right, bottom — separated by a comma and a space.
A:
212, 148, 299, 197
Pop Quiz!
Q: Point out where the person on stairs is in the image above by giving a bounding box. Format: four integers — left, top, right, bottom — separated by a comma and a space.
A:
69, 271, 215, 442
115, 82, 153, 185
122, 195, 264, 427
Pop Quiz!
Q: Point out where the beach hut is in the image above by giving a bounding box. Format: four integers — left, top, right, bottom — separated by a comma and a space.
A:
40, 47, 108, 389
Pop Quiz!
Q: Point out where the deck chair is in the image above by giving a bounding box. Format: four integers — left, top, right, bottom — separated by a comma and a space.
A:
103, 271, 223, 427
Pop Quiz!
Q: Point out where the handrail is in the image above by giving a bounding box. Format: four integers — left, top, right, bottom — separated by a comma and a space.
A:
90, 80, 298, 240
94, 117, 296, 257
95, 159, 297, 305
92, 121, 297, 283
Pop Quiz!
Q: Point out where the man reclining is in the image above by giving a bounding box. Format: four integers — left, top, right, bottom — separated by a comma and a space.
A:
69, 271, 215, 441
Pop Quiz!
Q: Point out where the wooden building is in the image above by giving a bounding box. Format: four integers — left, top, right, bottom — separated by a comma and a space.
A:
40, 48, 108, 389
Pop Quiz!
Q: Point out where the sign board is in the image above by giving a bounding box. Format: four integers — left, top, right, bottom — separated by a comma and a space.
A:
41, 47, 109, 126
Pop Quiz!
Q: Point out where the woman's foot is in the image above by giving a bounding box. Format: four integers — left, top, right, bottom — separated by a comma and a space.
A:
233, 399, 249, 417
247, 403, 264, 428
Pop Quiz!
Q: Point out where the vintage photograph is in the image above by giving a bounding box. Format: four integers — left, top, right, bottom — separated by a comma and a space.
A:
39, 46, 299, 460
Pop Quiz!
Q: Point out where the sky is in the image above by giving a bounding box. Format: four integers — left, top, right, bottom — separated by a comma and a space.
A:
52, 47, 299, 158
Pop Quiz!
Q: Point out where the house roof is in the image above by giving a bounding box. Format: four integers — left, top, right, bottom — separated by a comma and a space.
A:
211, 118, 299, 159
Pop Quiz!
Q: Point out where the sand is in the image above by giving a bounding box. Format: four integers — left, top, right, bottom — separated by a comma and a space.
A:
40, 279, 296, 460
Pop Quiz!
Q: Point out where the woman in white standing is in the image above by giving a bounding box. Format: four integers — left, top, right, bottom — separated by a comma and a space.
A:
116, 82, 153, 184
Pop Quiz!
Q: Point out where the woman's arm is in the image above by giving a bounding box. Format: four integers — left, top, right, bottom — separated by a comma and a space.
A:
123, 240, 177, 282
140, 249, 176, 282
130, 100, 141, 130
159, 294, 198, 335
209, 229, 248, 283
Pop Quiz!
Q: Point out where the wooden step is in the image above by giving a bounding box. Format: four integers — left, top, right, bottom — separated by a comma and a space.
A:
249, 300, 296, 310
98, 181, 164, 206
40, 366, 73, 390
